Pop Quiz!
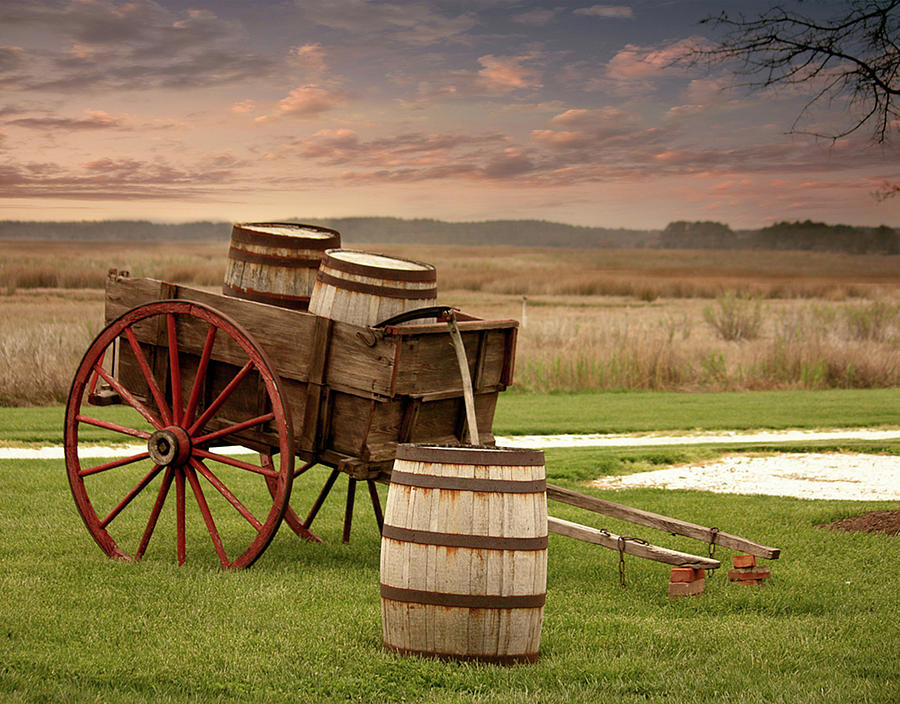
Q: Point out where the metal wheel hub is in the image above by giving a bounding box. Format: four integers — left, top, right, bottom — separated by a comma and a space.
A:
148, 426, 192, 467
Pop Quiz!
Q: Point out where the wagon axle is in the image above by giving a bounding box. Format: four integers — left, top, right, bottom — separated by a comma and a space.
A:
147, 427, 192, 468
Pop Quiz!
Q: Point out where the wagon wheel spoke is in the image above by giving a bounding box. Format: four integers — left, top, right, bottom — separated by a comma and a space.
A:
188, 360, 254, 436
136, 467, 174, 560
166, 313, 183, 425
192, 412, 274, 446
65, 299, 293, 568
75, 414, 152, 442
183, 324, 217, 427
78, 451, 151, 478
192, 458, 263, 531
123, 326, 172, 426
192, 448, 278, 478
175, 468, 186, 566
93, 365, 164, 430
99, 463, 164, 529
186, 464, 228, 567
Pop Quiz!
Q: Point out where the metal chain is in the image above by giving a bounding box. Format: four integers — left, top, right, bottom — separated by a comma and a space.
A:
617, 536, 649, 588
706, 526, 720, 579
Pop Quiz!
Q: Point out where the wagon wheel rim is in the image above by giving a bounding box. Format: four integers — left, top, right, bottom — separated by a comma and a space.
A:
65, 300, 293, 569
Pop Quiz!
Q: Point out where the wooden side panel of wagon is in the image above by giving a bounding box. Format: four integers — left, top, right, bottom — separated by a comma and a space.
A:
105, 275, 517, 475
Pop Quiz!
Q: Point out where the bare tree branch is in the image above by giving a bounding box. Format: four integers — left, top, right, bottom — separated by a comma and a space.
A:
685, 0, 900, 143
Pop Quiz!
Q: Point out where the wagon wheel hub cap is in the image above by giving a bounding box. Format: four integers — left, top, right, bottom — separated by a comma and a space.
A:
148, 426, 192, 468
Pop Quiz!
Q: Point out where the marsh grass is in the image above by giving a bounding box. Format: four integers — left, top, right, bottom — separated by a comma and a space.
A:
3, 242, 900, 403
703, 292, 764, 341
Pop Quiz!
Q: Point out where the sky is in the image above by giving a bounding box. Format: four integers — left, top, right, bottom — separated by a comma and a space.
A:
1, 0, 898, 230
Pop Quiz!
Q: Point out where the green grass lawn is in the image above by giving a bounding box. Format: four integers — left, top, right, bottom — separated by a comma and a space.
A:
2, 391, 899, 702
3, 387, 900, 446
493, 388, 900, 435
1, 448, 898, 703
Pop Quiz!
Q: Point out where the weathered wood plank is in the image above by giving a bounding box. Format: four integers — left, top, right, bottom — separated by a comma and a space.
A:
385, 318, 518, 335
547, 484, 781, 560
389, 323, 516, 396
548, 516, 720, 569
323, 322, 396, 398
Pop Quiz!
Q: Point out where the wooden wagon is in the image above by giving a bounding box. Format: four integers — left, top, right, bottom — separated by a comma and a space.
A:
64, 271, 518, 567
66, 270, 779, 574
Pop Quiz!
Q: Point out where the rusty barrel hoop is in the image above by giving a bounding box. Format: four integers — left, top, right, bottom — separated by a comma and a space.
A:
308, 249, 437, 327
223, 222, 341, 310
380, 444, 548, 664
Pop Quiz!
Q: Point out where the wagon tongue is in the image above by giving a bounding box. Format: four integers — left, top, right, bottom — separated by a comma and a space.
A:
147, 426, 192, 468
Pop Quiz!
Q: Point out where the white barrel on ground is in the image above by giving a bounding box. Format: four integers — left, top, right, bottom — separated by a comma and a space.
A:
380, 444, 548, 664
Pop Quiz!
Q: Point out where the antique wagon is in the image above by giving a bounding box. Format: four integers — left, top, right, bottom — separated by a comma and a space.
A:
65, 271, 517, 568
66, 269, 778, 576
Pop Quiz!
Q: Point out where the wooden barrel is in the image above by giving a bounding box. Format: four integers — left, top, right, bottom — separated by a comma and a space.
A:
380, 444, 547, 664
223, 222, 341, 310
308, 249, 436, 326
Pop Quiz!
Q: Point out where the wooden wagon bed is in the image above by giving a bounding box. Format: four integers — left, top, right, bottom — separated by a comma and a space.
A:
105, 272, 517, 479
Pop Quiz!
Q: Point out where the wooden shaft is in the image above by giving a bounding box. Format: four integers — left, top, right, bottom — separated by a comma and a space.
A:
548, 516, 720, 569
547, 484, 780, 560
447, 312, 479, 445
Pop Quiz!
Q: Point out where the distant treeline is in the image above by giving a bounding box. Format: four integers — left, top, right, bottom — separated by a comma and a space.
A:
0, 217, 651, 248
660, 220, 900, 255
0, 217, 896, 254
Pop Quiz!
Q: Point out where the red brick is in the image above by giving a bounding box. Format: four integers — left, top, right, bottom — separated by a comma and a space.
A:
738, 579, 765, 587
727, 567, 770, 582
668, 579, 706, 597
732, 554, 757, 568
670, 567, 705, 583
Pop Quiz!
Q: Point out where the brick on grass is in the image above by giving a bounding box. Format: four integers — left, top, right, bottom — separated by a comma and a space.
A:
732, 554, 757, 568
728, 567, 770, 582
670, 567, 705, 583
668, 579, 705, 597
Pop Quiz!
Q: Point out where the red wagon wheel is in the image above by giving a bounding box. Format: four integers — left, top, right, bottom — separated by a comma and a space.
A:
65, 300, 293, 568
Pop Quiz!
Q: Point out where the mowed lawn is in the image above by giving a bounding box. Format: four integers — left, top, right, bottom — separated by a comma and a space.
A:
1, 390, 899, 702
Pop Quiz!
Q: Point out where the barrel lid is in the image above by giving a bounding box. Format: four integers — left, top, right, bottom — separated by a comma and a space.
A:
395, 443, 544, 466
231, 222, 341, 249
323, 249, 436, 281
235, 222, 340, 238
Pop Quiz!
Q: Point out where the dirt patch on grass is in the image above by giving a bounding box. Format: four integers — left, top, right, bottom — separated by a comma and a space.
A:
818, 510, 900, 536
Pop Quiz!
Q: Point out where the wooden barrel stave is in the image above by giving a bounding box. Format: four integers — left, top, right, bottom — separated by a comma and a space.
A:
380, 446, 547, 663
309, 249, 437, 326
223, 222, 340, 309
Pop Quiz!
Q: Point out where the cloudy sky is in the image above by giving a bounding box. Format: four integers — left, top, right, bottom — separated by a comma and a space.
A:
1, 0, 898, 229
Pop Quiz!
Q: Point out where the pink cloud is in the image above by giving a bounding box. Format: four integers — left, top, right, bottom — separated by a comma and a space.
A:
606, 40, 693, 81
291, 43, 327, 77
5, 109, 124, 131
231, 99, 256, 114
259, 84, 346, 121
476, 54, 542, 93
573, 5, 634, 19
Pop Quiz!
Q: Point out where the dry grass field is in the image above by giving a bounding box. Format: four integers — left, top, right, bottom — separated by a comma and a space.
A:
2, 240, 899, 404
